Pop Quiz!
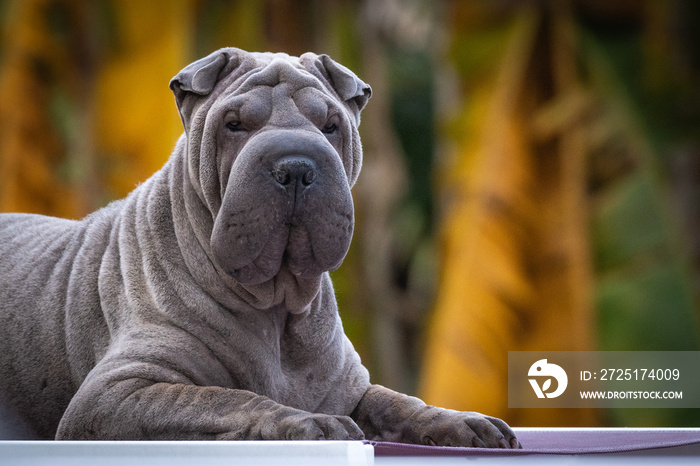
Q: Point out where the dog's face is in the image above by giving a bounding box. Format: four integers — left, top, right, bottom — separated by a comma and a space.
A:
170, 49, 371, 288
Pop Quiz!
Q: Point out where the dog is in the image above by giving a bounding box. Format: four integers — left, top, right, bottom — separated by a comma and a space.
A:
0, 48, 519, 448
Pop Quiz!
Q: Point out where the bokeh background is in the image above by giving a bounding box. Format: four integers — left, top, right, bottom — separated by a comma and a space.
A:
1, 0, 699, 428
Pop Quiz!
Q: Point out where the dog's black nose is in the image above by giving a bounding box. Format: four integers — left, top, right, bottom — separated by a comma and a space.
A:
271, 157, 317, 187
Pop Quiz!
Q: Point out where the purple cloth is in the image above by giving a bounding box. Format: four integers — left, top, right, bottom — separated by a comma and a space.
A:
368, 428, 700, 456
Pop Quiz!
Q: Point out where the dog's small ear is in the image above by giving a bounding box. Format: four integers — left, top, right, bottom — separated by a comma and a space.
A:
318, 55, 372, 123
170, 49, 241, 130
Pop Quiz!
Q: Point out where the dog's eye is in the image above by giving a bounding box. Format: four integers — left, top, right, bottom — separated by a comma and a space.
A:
226, 121, 245, 132
321, 123, 337, 134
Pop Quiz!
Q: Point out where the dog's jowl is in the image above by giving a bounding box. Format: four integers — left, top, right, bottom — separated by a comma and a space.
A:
0, 48, 519, 448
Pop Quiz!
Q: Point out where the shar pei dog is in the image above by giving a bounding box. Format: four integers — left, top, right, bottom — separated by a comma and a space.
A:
0, 48, 519, 448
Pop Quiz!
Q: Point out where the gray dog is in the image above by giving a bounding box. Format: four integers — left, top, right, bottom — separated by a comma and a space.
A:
0, 48, 519, 448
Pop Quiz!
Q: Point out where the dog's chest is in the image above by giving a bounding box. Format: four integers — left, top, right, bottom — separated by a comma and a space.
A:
230, 307, 342, 411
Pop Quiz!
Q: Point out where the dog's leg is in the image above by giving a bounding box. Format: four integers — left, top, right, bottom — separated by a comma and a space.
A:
351, 384, 520, 448
55, 367, 364, 440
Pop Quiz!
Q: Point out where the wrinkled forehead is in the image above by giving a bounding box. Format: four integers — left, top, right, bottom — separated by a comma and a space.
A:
214, 54, 343, 126
227, 53, 327, 98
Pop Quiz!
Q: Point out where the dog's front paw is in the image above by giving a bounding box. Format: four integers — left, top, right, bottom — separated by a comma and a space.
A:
268, 412, 366, 441
415, 409, 520, 449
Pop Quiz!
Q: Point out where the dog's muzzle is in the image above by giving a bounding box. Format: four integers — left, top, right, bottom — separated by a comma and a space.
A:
210, 130, 354, 286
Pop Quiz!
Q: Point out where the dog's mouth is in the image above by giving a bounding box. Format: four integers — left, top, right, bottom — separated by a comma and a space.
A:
215, 223, 351, 286
210, 189, 353, 287
221, 225, 317, 286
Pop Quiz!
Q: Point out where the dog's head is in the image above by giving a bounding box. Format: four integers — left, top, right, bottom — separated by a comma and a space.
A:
170, 48, 371, 291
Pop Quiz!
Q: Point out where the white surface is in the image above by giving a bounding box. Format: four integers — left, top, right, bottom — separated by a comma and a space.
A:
2, 429, 700, 465
0, 440, 374, 466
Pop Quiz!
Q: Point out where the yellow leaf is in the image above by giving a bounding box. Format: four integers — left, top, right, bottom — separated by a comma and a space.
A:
94, 0, 193, 200
420, 6, 598, 427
